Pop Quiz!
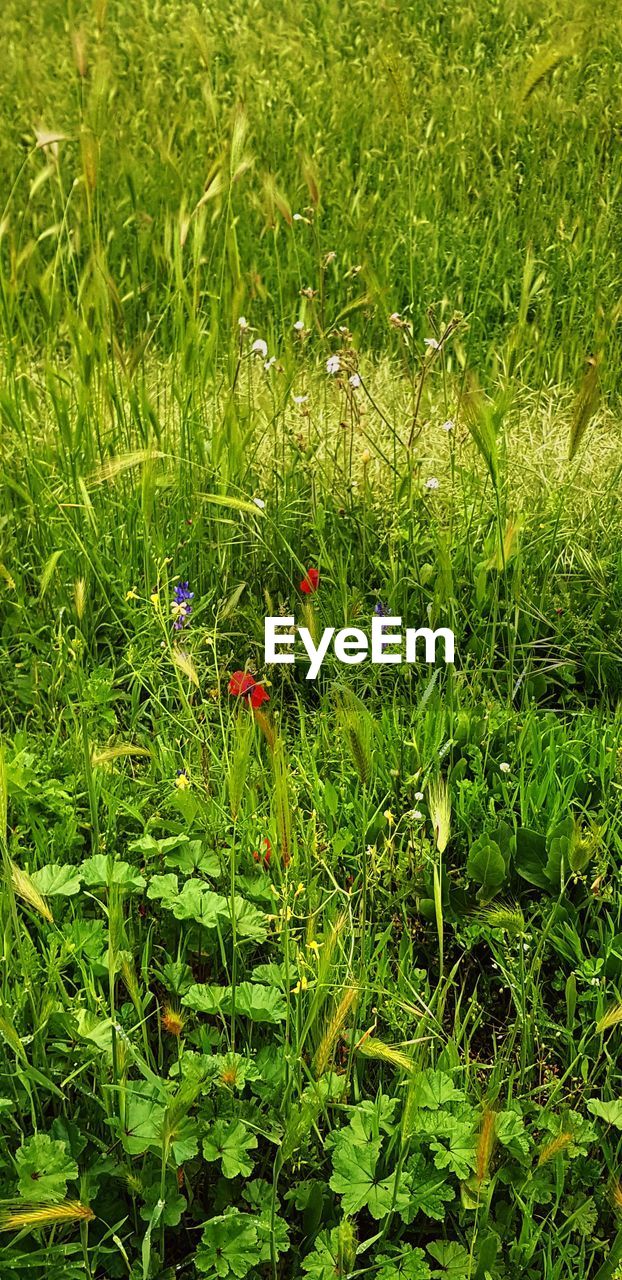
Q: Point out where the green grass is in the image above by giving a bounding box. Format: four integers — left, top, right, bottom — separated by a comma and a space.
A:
0, 1, 622, 1278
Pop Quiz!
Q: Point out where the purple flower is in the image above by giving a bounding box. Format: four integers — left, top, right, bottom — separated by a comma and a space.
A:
171, 581, 194, 630
374, 601, 390, 617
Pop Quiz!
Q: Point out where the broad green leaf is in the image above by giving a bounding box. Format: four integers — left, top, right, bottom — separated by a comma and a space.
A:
401, 1156, 455, 1223
412, 1070, 464, 1110
203, 1120, 257, 1179
32, 864, 82, 897
376, 1250, 432, 1278
427, 1239, 471, 1277
15, 1134, 78, 1203
81, 855, 145, 891
183, 982, 287, 1024
587, 1099, 622, 1129
195, 1212, 260, 1278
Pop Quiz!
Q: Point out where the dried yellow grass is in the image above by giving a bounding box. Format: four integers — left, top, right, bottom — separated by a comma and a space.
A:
538, 1131, 573, 1165
0, 1200, 95, 1231
313, 986, 358, 1076
11, 862, 52, 923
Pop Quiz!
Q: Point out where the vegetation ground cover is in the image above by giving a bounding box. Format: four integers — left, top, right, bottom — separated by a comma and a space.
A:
1, 1, 622, 1277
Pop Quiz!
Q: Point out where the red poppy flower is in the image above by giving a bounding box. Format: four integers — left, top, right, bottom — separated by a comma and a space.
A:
300, 567, 320, 594
228, 670, 270, 709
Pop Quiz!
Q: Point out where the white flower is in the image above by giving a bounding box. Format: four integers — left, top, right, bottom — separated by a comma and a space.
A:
326, 355, 341, 375
500, 762, 511, 774
441, 419, 454, 432
293, 394, 309, 405
293, 320, 305, 331
253, 497, 266, 509
413, 810, 424, 821
264, 356, 276, 370
424, 337, 440, 351
389, 312, 403, 328
238, 315, 250, 332
414, 791, 424, 801
424, 477, 440, 491
251, 338, 268, 359
349, 373, 361, 389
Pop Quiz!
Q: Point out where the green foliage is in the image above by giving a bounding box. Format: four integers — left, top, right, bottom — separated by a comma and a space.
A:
0, 1, 621, 1278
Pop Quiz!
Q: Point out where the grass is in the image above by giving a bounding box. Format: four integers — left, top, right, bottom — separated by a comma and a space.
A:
0, 1, 622, 1278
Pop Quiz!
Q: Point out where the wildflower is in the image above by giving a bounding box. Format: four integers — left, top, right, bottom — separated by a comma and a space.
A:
251, 338, 268, 359
326, 355, 341, 375
299, 567, 320, 594
228, 670, 270, 709
252, 837, 272, 868
389, 312, 407, 329
126, 587, 139, 601
293, 320, 305, 332
161, 1005, 185, 1037
308, 939, 320, 955
323, 251, 337, 266
384, 809, 395, 826
413, 810, 424, 821
414, 791, 424, 801
424, 337, 440, 351
441, 419, 455, 432
361, 448, 371, 465
175, 769, 191, 790
264, 356, 276, 370
499, 762, 511, 774
150, 592, 159, 608
238, 316, 250, 333
293, 394, 309, 405
424, 477, 440, 491
171, 581, 194, 630
253, 497, 266, 510
291, 976, 309, 994
349, 373, 361, 389
300, 286, 317, 298
374, 601, 389, 616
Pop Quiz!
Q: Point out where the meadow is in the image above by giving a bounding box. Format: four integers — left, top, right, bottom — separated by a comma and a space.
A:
1, 1, 622, 1277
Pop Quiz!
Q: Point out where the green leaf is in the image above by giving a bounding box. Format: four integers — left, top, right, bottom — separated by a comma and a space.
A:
412, 1070, 465, 1110
466, 836, 506, 902
120, 1089, 166, 1155
401, 1156, 456, 1222
195, 1212, 260, 1278
183, 982, 287, 1024
301, 1229, 344, 1279
430, 1116, 476, 1180
81, 855, 145, 891
15, 1134, 78, 1203
376, 1250, 432, 1278
587, 1099, 622, 1129
146, 873, 178, 904
329, 1138, 408, 1219
203, 1120, 258, 1179
32, 864, 82, 897
427, 1240, 471, 1277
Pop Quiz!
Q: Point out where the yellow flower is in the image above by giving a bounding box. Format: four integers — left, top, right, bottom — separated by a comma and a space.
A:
308, 940, 320, 955
291, 976, 308, 994
175, 770, 190, 790
150, 592, 159, 608
384, 809, 395, 826
126, 588, 139, 601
